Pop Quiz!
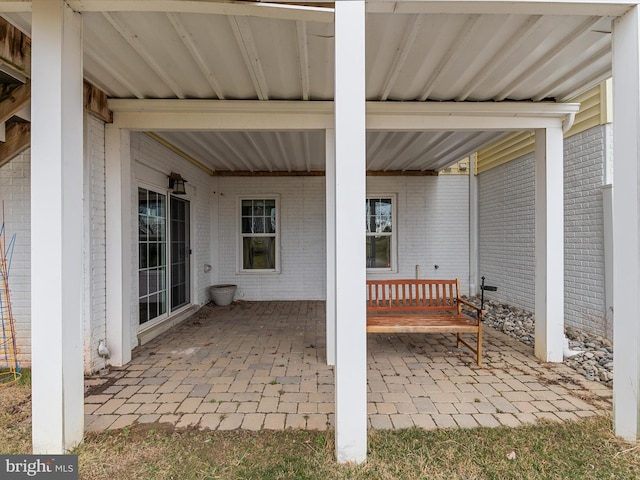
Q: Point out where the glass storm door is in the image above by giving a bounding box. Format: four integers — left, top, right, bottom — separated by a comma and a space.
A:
170, 196, 190, 310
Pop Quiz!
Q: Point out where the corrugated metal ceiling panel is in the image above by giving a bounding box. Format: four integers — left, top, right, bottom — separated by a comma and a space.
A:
0, 10, 613, 102
157, 130, 327, 172
155, 129, 503, 173
0, 7, 614, 172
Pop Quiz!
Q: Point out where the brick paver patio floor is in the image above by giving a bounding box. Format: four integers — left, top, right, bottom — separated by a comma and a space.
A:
84, 301, 612, 433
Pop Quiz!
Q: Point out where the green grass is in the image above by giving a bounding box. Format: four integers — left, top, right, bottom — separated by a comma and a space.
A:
17, 367, 31, 386
72, 416, 640, 480
2, 378, 640, 479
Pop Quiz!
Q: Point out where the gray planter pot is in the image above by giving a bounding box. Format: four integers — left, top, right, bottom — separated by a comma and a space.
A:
209, 284, 237, 306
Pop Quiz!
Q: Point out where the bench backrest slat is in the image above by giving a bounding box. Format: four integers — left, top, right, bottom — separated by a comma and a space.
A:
366, 279, 461, 313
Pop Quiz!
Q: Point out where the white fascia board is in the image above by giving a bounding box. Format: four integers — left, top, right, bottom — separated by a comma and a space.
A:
109, 99, 579, 131
1, 1, 633, 18
111, 110, 333, 130
367, 0, 637, 16
66, 0, 334, 22
367, 101, 581, 117
108, 99, 334, 116
367, 101, 580, 130
109, 100, 334, 130
367, 115, 567, 130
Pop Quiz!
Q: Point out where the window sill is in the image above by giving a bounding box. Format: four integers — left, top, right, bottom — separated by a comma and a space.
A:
367, 268, 396, 273
237, 269, 281, 274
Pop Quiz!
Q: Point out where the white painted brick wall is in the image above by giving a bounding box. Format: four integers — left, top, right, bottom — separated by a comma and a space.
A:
478, 125, 609, 337
130, 132, 213, 345
478, 153, 536, 310
212, 176, 327, 300
85, 114, 107, 372
0, 149, 31, 367
367, 176, 470, 293
211, 175, 470, 299
564, 127, 607, 336
0, 114, 109, 373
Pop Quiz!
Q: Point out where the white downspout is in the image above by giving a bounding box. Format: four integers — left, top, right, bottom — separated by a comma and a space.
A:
563, 336, 584, 358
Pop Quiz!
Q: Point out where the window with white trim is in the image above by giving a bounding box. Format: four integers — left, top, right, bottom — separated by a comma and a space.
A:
366, 196, 395, 270
239, 196, 279, 272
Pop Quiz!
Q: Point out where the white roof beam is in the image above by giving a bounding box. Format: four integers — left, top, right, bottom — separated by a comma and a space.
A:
84, 44, 145, 98
456, 15, 544, 101
419, 14, 482, 101
532, 44, 611, 101
166, 12, 225, 99
296, 21, 310, 101
102, 12, 186, 98
366, 1, 635, 17
379, 14, 424, 101
112, 104, 333, 130
65, 0, 334, 22
494, 15, 603, 100
367, 101, 581, 130
108, 99, 580, 130
229, 15, 270, 100
1, 0, 631, 17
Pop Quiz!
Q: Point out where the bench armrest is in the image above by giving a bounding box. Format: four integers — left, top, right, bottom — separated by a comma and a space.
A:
458, 298, 483, 320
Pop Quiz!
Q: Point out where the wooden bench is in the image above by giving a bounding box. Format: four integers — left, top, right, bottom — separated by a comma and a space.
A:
366, 279, 483, 365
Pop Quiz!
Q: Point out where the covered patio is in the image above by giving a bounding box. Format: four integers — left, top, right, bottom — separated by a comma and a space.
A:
84, 301, 610, 433
1, 0, 639, 464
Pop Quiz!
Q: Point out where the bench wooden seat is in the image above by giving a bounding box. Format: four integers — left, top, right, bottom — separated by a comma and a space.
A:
366, 278, 483, 365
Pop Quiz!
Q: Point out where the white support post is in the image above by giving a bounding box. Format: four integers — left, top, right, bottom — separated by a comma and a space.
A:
105, 125, 132, 366
31, 0, 84, 453
334, 0, 367, 464
534, 127, 564, 363
469, 153, 479, 296
612, 6, 640, 441
325, 128, 336, 366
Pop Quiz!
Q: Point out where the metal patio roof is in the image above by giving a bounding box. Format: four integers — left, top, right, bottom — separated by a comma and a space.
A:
0, 0, 621, 173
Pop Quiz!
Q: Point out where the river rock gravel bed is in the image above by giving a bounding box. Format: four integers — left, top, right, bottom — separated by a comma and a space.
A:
468, 297, 613, 387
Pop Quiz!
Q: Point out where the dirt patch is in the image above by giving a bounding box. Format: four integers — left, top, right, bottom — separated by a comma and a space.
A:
0, 381, 32, 453
84, 374, 120, 397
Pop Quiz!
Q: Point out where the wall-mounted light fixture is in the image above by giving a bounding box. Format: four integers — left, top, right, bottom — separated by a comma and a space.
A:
168, 172, 187, 195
